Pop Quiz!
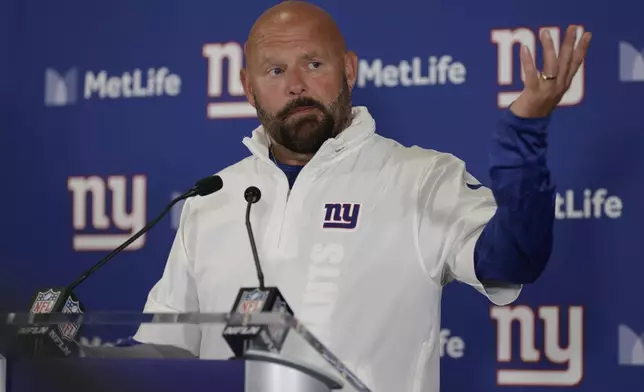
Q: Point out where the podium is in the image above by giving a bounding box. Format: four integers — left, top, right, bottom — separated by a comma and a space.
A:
0, 311, 371, 392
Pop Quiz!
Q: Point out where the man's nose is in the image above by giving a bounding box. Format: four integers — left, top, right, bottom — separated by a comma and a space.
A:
286, 69, 307, 96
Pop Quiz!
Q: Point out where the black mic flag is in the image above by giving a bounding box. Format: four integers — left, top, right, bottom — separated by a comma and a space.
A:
15, 175, 223, 357
222, 186, 294, 358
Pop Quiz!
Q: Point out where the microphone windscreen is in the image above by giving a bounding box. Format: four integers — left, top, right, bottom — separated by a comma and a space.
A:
244, 186, 261, 203
195, 175, 223, 196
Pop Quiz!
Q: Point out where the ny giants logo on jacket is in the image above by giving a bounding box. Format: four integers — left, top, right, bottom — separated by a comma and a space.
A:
323, 203, 361, 229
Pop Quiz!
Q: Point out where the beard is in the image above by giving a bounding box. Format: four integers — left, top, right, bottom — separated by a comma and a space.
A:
254, 76, 352, 155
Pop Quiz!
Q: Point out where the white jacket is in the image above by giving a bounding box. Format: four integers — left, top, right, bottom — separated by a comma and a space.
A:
134, 106, 521, 392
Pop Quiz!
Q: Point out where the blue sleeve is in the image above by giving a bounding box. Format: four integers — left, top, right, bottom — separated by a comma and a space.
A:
473, 108, 556, 284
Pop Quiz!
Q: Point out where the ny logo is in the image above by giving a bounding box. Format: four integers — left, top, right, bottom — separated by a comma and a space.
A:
67, 175, 147, 251
323, 203, 360, 229
490, 305, 584, 386
202, 42, 256, 119
491, 26, 585, 108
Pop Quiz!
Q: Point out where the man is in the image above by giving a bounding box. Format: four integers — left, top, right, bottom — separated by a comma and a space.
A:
133, 1, 591, 391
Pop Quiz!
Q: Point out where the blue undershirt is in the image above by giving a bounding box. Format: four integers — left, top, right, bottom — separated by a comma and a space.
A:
270, 108, 554, 285
269, 151, 303, 188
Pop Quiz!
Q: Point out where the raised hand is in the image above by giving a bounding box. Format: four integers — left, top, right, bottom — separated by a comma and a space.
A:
510, 25, 592, 118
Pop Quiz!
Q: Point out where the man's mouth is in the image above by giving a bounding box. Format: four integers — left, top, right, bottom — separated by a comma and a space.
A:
290, 106, 317, 115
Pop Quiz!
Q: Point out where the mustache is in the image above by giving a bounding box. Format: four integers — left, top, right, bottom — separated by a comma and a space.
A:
277, 97, 326, 119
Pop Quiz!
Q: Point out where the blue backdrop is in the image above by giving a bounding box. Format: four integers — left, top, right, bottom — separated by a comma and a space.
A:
1, 0, 643, 390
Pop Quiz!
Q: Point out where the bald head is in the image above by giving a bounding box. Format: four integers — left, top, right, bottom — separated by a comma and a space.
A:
245, 1, 347, 65
239, 1, 358, 160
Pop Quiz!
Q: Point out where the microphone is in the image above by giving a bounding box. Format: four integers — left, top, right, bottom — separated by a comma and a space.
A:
222, 186, 294, 358
68, 175, 223, 292
15, 175, 223, 358
244, 186, 265, 290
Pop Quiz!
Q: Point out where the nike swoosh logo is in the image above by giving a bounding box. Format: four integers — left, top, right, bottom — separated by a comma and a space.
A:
466, 183, 483, 190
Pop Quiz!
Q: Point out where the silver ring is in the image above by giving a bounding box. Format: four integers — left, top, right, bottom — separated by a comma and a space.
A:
539, 71, 557, 81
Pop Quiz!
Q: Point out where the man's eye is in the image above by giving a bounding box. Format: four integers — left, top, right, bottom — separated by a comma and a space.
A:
308, 62, 322, 69
268, 68, 283, 76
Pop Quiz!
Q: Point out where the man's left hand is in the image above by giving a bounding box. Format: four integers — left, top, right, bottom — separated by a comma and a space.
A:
510, 25, 592, 119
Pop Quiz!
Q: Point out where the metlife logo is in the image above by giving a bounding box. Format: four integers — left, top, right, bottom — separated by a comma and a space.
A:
44, 67, 182, 107
356, 55, 466, 88
439, 329, 465, 359
618, 324, 644, 366
619, 41, 644, 82
555, 189, 623, 220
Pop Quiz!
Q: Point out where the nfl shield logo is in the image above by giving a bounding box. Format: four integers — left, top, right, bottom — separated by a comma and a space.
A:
238, 290, 267, 313
30, 289, 61, 314
58, 297, 82, 341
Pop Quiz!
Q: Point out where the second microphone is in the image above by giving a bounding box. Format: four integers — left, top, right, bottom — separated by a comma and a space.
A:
222, 185, 294, 358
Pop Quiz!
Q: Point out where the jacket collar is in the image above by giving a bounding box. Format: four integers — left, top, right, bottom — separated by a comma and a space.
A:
242, 106, 376, 167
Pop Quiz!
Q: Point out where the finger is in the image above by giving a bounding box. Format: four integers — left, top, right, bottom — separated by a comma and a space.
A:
557, 25, 579, 86
565, 32, 592, 87
520, 45, 538, 89
539, 29, 559, 78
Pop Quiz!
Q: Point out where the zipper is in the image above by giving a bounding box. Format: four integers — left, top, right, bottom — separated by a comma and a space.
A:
276, 177, 290, 248
242, 144, 291, 254
276, 159, 311, 249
